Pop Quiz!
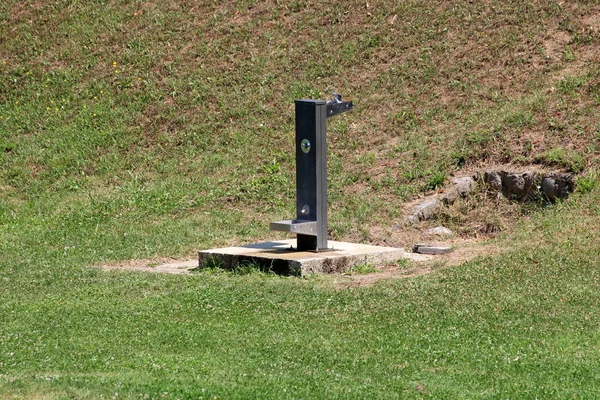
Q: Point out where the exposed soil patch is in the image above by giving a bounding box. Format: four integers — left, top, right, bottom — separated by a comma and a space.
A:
543, 29, 571, 61
92, 235, 501, 291
582, 8, 600, 32
93, 258, 198, 275
336, 239, 502, 289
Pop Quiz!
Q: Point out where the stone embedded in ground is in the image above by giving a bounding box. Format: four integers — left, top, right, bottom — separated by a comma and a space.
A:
426, 226, 453, 236
541, 176, 559, 201
482, 169, 575, 201
541, 172, 575, 201
442, 176, 477, 204
403, 197, 442, 225
400, 169, 576, 229
502, 173, 524, 196
502, 172, 537, 199
402, 215, 419, 226
484, 170, 503, 191
412, 198, 441, 221
412, 243, 453, 255
482, 170, 540, 200
453, 176, 477, 196
440, 190, 458, 205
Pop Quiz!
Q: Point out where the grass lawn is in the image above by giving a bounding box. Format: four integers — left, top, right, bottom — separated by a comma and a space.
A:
2, 190, 599, 398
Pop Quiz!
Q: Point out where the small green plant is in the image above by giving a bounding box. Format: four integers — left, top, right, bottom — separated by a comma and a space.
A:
358, 152, 376, 166
347, 260, 379, 275
577, 171, 599, 194
535, 147, 584, 173
393, 109, 419, 130
465, 130, 493, 146
0, 202, 7, 224
556, 75, 587, 97
395, 184, 418, 200
261, 158, 281, 174
451, 130, 493, 166
450, 150, 467, 167
232, 260, 273, 275
402, 166, 425, 182
503, 111, 534, 128
424, 171, 446, 191
0, 140, 16, 153
198, 256, 225, 270
196, 258, 279, 276
562, 46, 576, 62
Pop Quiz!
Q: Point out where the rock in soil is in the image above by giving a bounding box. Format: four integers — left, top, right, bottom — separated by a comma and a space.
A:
426, 226, 453, 237
412, 243, 453, 255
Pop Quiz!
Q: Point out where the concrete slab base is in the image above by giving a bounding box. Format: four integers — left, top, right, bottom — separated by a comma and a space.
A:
198, 240, 427, 275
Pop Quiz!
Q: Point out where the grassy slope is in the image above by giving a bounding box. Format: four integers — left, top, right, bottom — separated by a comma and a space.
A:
2, 0, 599, 246
1, 0, 600, 398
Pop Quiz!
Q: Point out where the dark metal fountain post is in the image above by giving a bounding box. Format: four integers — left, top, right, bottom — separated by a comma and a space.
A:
270, 94, 353, 251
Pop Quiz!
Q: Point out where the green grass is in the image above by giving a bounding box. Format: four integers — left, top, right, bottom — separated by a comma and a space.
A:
2, 0, 600, 398
2, 189, 600, 399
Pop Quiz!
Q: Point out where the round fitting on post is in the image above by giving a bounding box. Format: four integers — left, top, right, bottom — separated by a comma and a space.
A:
300, 139, 311, 153
300, 204, 310, 216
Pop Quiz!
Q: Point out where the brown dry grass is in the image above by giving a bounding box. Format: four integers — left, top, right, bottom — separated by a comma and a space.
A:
2, 0, 598, 269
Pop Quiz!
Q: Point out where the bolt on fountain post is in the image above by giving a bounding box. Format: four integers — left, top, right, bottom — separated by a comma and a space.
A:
270, 94, 353, 251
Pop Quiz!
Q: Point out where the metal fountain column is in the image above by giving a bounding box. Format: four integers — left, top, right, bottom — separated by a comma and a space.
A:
270, 94, 353, 251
